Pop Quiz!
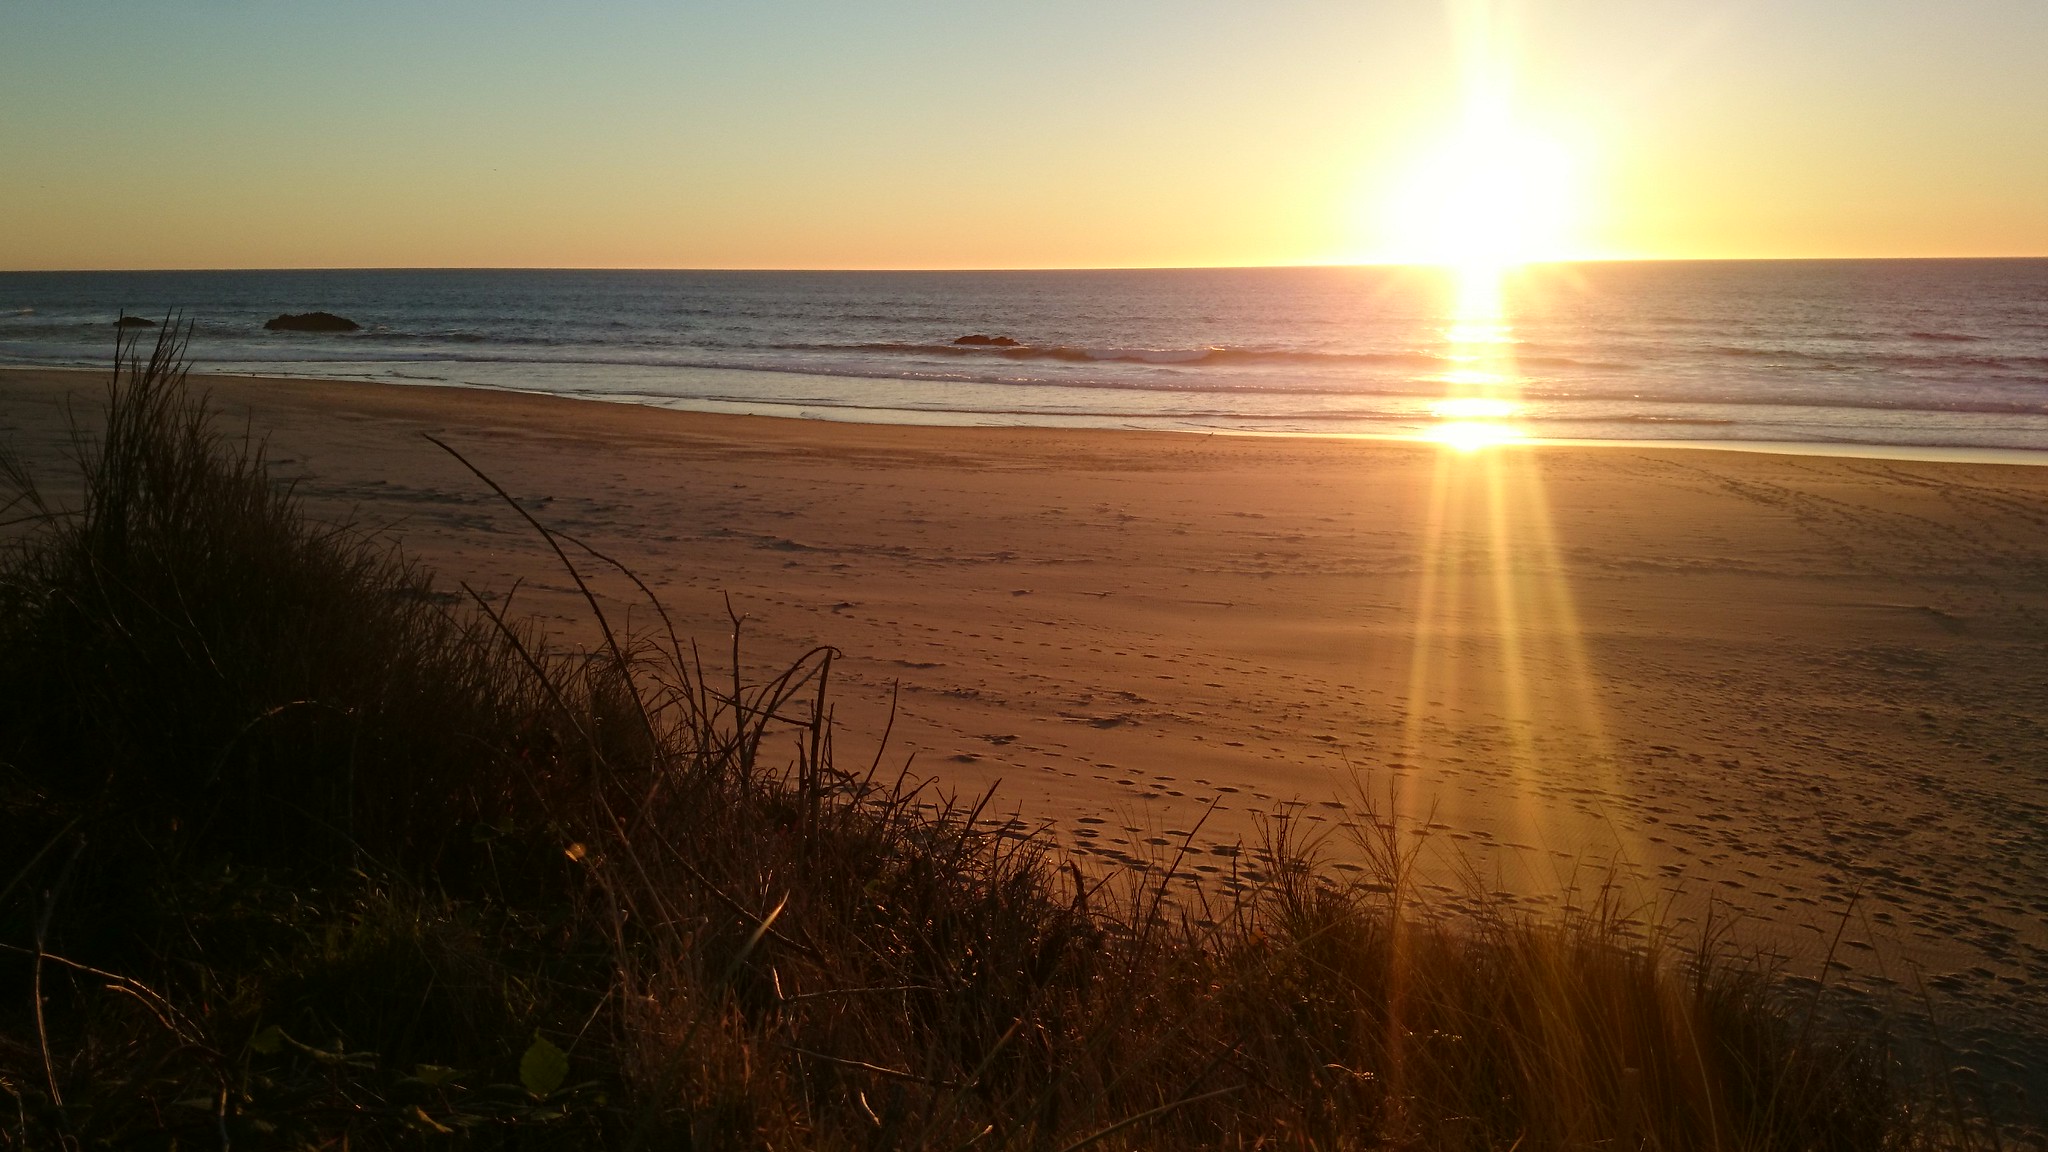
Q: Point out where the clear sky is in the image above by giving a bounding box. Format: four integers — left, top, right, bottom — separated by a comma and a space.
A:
3, 1, 2045, 270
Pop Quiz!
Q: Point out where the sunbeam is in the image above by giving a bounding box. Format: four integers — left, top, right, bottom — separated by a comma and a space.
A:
1391, 50, 1643, 903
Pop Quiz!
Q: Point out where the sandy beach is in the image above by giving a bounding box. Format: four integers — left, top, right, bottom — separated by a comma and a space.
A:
6, 366, 2046, 1091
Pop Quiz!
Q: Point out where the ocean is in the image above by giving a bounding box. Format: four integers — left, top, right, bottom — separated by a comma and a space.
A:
3, 261, 2046, 457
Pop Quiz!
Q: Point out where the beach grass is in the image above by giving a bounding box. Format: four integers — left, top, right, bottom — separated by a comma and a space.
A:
0, 324, 1999, 1149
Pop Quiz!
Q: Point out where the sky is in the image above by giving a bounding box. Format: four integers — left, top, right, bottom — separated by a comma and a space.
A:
2, 0, 2045, 270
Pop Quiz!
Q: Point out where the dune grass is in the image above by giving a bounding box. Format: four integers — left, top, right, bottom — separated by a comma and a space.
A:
0, 324, 2002, 1149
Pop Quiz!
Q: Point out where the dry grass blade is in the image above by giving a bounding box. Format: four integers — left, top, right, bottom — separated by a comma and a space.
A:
1056, 1085, 1245, 1152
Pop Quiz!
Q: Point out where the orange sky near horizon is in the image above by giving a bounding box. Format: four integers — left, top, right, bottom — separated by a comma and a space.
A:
2, 1, 2045, 271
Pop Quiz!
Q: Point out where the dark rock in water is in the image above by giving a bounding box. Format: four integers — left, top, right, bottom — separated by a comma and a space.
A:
953, 333, 1020, 347
265, 311, 360, 333
114, 316, 156, 328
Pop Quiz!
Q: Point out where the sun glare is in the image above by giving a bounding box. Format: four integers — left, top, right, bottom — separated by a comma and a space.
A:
1388, 6, 1636, 920
1426, 384, 1522, 451
1388, 8, 1630, 920
1425, 420, 1522, 452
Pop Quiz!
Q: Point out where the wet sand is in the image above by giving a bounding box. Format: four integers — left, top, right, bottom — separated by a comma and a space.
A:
5, 367, 2046, 1102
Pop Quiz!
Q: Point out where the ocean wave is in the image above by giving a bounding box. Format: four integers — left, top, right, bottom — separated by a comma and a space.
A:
1872, 352, 2048, 370
1694, 344, 1866, 367
827, 340, 1453, 369
839, 338, 2038, 377
1520, 354, 1635, 370
7, 338, 2047, 418
1686, 342, 2048, 374
527, 389, 1755, 429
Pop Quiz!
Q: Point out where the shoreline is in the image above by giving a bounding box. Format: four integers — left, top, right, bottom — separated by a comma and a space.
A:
7, 364, 2048, 1097
13, 362, 2048, 468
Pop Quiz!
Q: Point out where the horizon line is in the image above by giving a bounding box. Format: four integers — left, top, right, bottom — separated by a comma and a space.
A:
6, 254, 2048, 276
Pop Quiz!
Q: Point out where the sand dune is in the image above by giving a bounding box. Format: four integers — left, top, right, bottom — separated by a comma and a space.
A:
5, 366, 2045, 1101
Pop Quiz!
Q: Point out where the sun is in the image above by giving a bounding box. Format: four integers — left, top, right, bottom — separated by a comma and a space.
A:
1373, 0, 1581, 280
1387, 109, 1576, 277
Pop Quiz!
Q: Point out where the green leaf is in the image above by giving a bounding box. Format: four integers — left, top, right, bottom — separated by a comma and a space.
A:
248, 1024, 283, 1055
412, 1063, 461, 1085
520, 1034, 569, 1099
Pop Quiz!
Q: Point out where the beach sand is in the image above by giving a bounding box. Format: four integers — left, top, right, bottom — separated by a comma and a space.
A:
6, 367, 2046, 1098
